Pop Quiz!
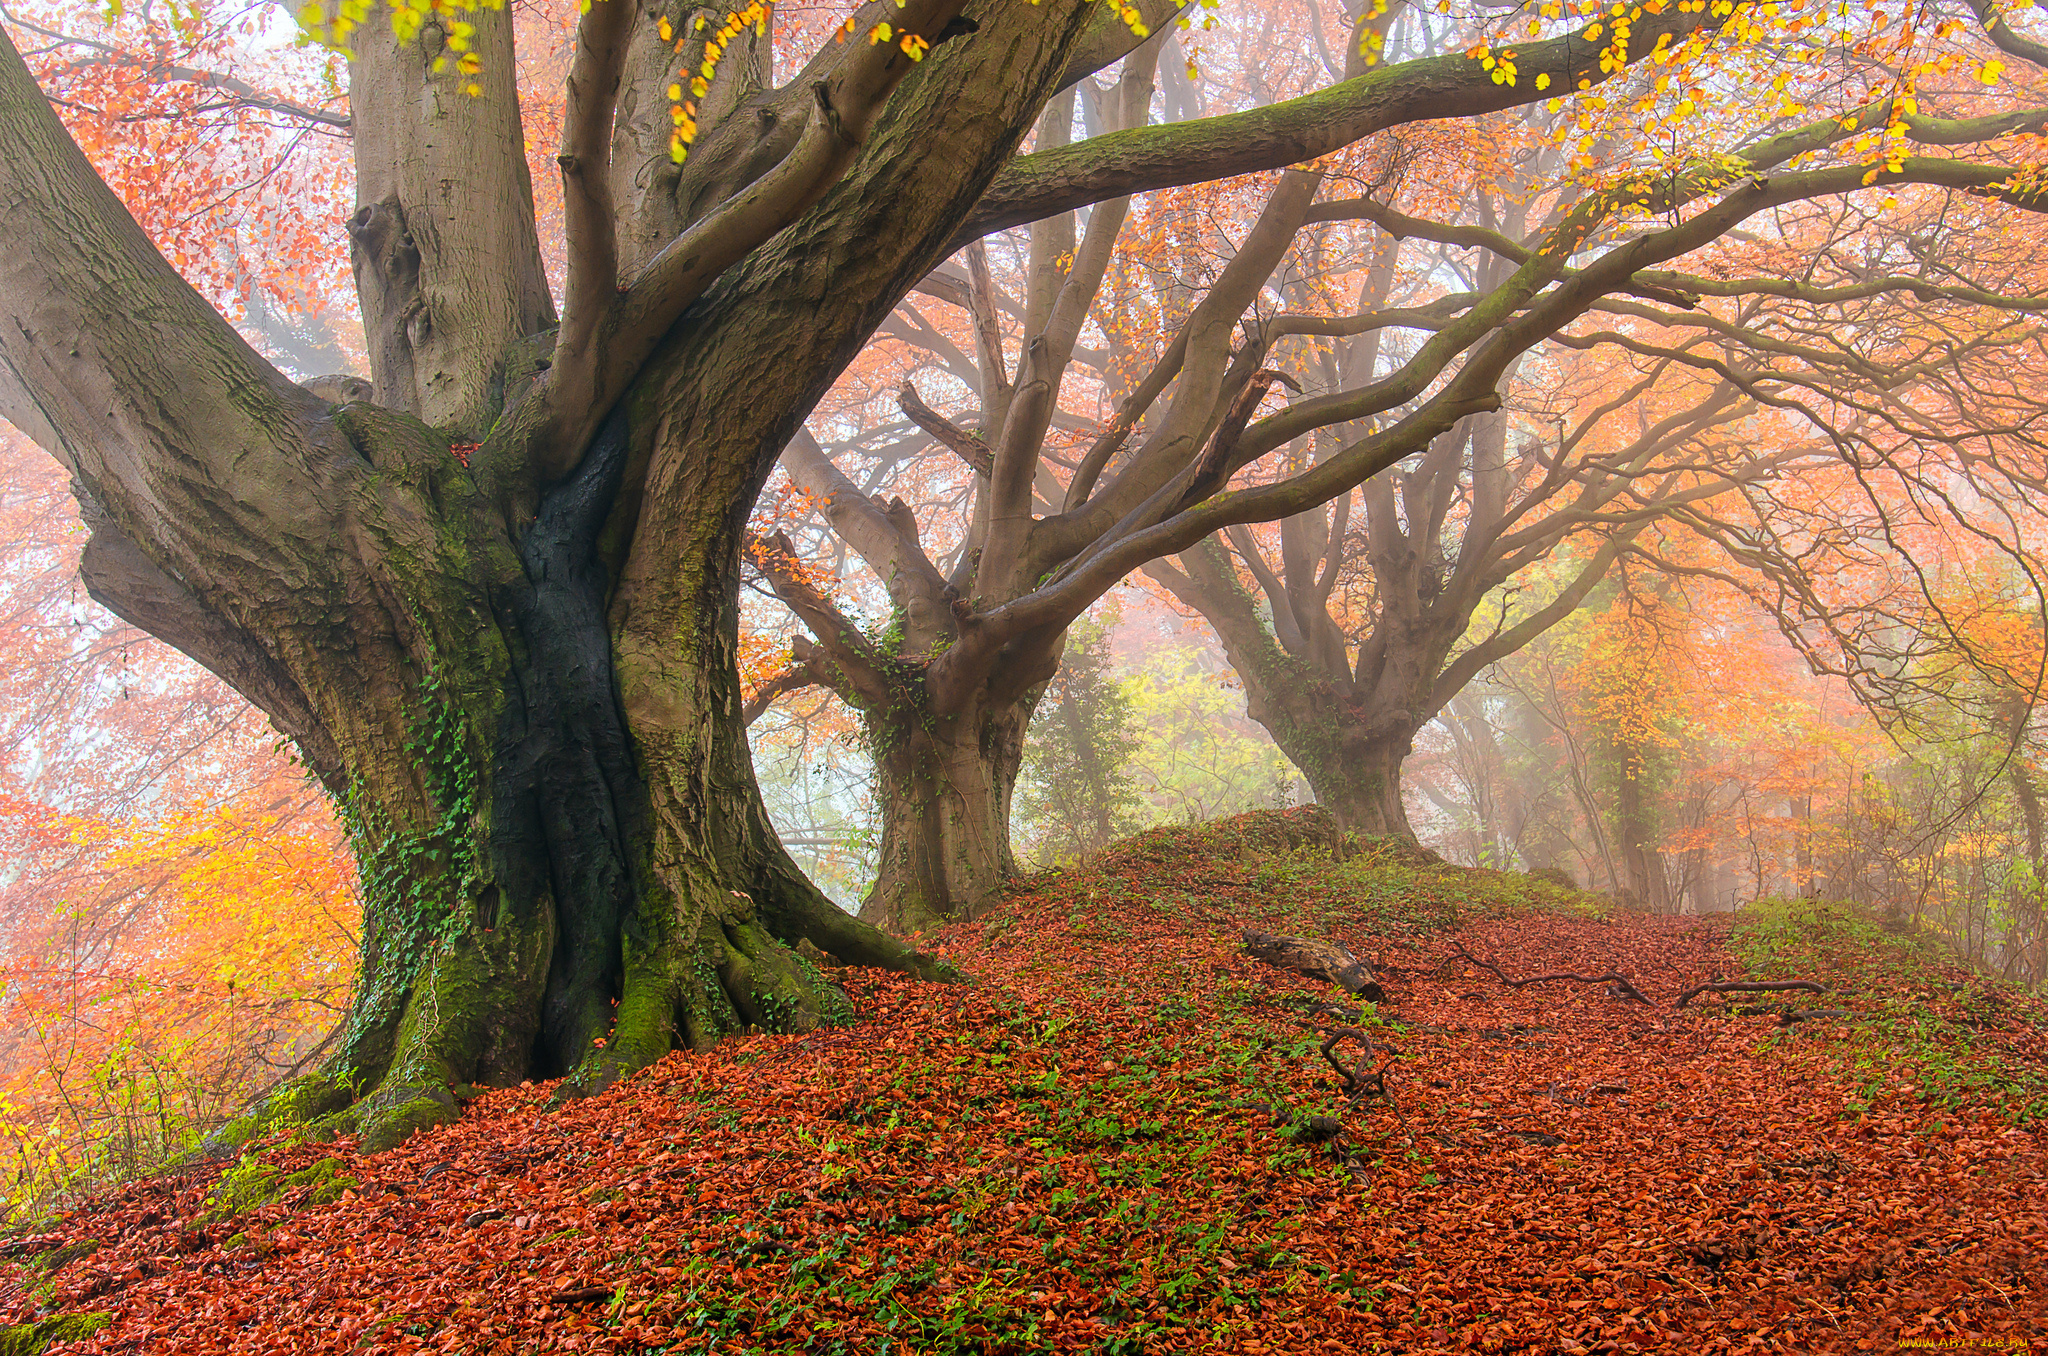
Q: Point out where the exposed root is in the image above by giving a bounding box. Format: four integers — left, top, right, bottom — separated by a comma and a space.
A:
242, 847, 956, 1154
1446, 942, 1829, 1013
1448, 940, 1653, 1004
204, 1069, 362, 1159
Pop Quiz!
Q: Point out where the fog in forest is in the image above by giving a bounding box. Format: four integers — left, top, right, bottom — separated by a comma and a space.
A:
1, 1, 2045, 1341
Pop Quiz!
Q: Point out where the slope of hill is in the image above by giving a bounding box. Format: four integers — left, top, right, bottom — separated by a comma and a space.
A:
5, 809, 2045, 1354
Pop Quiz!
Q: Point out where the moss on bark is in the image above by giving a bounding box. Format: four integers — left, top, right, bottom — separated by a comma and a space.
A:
202, 1155, 356, 1222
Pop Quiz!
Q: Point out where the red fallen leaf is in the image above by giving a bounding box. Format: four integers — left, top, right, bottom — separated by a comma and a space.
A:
11, 826, 2048, 1355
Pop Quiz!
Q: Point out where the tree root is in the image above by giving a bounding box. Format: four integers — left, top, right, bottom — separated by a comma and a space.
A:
1316, 1024, 1407, 1131
1447, 942, 1828, 1011
1448, 941, 1653, 1004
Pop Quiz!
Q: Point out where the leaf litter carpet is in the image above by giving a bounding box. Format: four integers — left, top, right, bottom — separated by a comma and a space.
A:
7, 849, 2044, 1353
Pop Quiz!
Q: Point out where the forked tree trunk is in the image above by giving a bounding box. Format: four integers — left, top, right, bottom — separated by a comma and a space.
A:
222, 409, 940, 1152
861, 695, 1036, 934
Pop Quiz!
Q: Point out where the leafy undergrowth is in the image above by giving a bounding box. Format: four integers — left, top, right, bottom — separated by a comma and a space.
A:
4, 809, 2045, 1353
1732, 899, 2048, 1124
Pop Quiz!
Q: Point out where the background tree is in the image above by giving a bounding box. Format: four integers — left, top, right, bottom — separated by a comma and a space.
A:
1149, 59, 2048, 838
756, 1, 2048, 924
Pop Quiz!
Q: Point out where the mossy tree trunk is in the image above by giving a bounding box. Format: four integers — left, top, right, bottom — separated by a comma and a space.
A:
1146, 538, 1440, 838
863, 693, 1038, 934
301, 410, 922, 1151
0, 1, 1121, 1149
748, 524, 1054, 930
1303, 731, 1417, 839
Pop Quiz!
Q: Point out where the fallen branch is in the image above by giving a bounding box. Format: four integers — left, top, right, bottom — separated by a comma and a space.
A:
1317, 1025, 1406, 1129
1244, 930, 1387, 1000
1447, 941, 1653, 1004
1315, 1022, 1374, 1076
1776, 1007, 1853, 1026
1673, 979, 1829, 1009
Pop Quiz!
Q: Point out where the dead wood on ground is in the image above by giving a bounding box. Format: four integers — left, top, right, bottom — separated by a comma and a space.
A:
1243, 930, 1387, 1000
1674, 979, 1829, 1008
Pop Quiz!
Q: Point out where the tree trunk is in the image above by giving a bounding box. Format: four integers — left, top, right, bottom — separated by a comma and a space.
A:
203, 407, 943, 1153
1290, 725, 1416, 839
861, 695, 1035, 934
1145, 544, 1431, 845
1614, 755, 1668, 913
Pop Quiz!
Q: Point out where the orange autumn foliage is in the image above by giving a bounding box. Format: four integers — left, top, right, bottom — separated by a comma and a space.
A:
0, 432, 355, 1218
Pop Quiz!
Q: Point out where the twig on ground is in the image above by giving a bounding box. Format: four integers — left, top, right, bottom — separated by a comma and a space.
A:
1776, 1007, 1852, 1026
1673, 979, 1829, 1008
1317, 1024, 1408, 1136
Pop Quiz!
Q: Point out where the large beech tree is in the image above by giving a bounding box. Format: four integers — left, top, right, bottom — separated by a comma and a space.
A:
0, 0, 1683, 1147
744, 17, 1374, 930
0, 0, 2040, 1149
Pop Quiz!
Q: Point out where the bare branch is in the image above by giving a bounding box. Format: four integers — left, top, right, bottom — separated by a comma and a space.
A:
897, 381, 994, 477
745, 532, 895, 707
0, 5, 350, 130
555, 0, 636, 374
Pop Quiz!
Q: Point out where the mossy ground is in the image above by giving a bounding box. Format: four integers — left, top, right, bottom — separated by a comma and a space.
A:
1731, 898, 2048, 1123
0, 1314, 109, 1356
201, 1155, 356, 1224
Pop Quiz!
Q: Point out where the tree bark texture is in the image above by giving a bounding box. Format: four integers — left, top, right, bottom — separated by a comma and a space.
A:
863, 693, 1037, 933
0, 4, 1103, 1148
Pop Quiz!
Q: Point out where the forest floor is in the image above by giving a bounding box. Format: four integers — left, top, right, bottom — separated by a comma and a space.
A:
5, 808, 2047, 1355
